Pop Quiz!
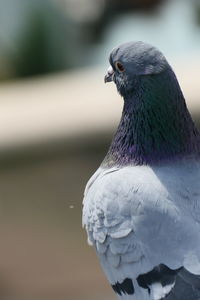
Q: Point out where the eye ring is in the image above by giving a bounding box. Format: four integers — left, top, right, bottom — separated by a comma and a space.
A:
115, 61, 125, 72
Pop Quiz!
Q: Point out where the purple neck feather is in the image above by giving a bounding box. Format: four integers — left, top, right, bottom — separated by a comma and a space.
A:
103, 69, 200, 167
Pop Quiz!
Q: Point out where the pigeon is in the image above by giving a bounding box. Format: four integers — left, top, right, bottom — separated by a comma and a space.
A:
82, 41, 200, 300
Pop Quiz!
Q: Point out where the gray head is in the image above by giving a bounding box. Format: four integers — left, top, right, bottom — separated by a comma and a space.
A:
105, 41, 170, 96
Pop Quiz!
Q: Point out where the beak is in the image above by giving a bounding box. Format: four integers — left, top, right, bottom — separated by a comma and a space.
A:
104, 66, 114, 83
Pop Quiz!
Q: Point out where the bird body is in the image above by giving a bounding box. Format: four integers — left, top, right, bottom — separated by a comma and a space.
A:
83, 160, 200, 299
83, 42, 200, 299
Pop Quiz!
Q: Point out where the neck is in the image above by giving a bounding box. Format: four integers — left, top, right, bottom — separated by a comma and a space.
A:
103, 69, 200, 167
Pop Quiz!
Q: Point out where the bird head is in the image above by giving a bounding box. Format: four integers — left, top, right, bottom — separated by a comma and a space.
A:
104, 41, 169, 97
103, 41, 200, 165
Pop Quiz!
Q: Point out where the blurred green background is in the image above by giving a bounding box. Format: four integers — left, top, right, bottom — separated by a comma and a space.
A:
0, 0, 200, 299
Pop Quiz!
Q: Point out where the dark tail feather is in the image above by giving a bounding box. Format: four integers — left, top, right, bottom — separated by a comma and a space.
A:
166, 268, 200, 300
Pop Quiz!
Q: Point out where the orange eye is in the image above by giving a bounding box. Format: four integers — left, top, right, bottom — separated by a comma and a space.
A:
115, 61, 125, 72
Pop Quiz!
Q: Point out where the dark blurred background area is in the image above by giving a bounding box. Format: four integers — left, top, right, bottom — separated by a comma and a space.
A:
0, 0, 199, 299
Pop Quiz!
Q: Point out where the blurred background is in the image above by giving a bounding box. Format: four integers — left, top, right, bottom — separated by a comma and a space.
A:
0, 0, 199, 299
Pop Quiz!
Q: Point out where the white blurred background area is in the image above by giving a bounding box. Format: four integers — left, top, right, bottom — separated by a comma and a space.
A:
0, 0, 199, 299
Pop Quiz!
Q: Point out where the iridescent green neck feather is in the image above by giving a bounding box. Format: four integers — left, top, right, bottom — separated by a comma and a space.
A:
102, 68, 200, 167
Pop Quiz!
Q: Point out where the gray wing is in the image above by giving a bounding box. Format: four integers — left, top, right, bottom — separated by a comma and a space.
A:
83, 164, 200, 300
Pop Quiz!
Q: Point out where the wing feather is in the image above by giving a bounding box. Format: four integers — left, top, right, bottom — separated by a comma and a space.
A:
83, 162, 200, 299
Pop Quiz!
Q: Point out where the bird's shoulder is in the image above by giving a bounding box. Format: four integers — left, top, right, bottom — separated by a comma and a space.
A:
83, 162, 188, 227
83, 161, 200, 258
83, 165, 173, 245
83, 159, 200, 220
83, 161, 200, 293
